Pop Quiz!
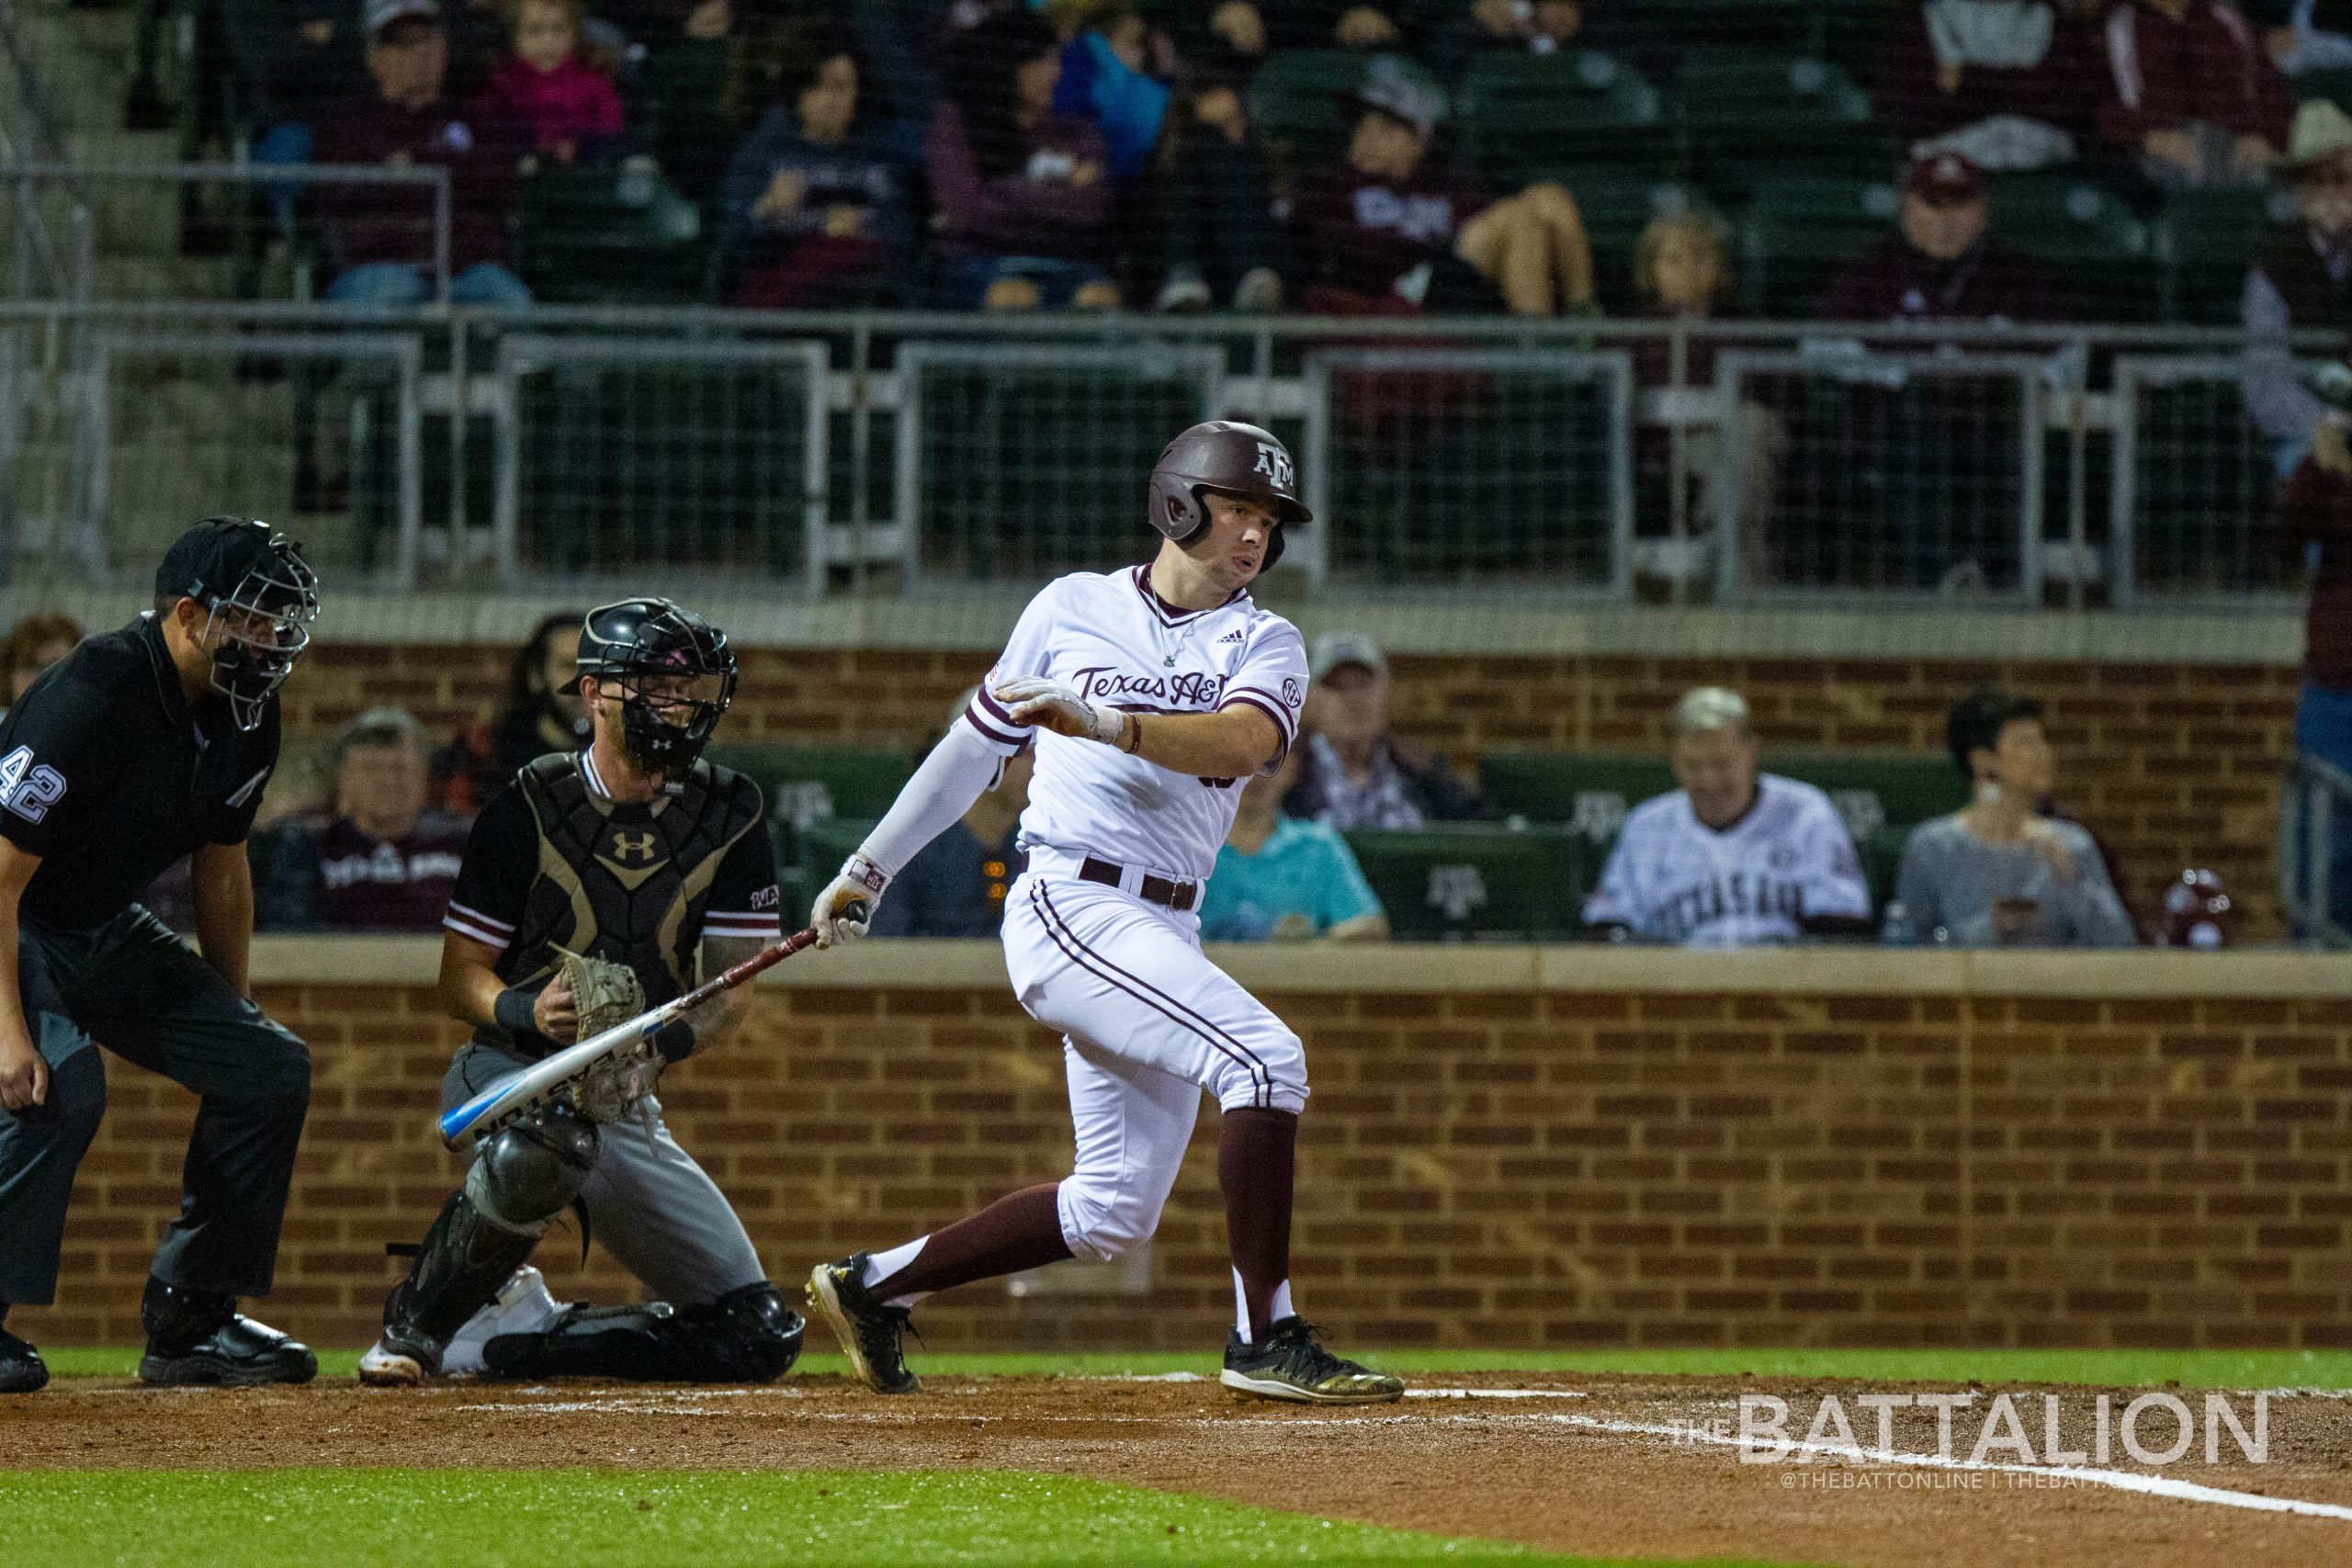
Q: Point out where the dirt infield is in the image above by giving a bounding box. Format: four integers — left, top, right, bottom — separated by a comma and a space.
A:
14, 1371, 2352, 1566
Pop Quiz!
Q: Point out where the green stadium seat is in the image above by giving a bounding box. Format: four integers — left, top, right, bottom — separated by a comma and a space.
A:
1736, 174, 1901, 314
2154, 185, 2290, 325
1984, 174, 2154, 321
632, 38, 735, 201
1249, 50, 1376, 177
1342, 825, 1593, 942
1639, 0, 1819, 61
797, 815, 880, 880
1456, 51, 1667, 186
1765, 752, 1969, 842
1856, 822, 1907, 914
515, 164, 707, 306
707, 745, 915, 829
1533, 167, 1717, 310
1675, 50, 1891, 186
1476, 752, 1676, 843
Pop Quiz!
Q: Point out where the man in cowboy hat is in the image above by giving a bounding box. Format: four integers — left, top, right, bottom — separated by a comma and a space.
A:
2246, 99, 2352, 479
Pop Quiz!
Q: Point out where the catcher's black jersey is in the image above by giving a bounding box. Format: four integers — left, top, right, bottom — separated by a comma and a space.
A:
444, 749, 780, 1059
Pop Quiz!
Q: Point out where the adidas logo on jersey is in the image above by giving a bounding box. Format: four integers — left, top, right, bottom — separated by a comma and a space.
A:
1218, 629, 1246, 643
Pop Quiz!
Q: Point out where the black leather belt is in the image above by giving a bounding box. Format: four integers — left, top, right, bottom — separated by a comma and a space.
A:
1079, 854, 1198, 912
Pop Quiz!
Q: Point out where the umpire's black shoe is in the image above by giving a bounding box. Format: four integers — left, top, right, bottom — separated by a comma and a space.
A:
806, 1254, 921, 1394
0, 1309, 48, 1393
136, 1278, 317, 1388
1221, 1316, 1404, 1404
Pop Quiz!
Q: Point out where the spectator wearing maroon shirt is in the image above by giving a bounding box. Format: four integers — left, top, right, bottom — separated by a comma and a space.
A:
926, 6, 1120, 310
1873, 0, 2098, 171
472, 0, 625, 164
1291, 55, 1593, 316
2245, 102, 2352, 479
258, 708, 469, 933
2096, 0, 2290, 186
313, 0, 531, 307
1818, 152, 2053, 324
2277, 389, 2352, 929
430, 611, 588, 816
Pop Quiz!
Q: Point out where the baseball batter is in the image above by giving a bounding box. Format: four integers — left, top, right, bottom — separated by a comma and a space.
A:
804, 422, 1401, 1404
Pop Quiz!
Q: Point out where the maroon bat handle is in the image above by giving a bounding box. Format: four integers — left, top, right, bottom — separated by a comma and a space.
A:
673, 925, 820, 1015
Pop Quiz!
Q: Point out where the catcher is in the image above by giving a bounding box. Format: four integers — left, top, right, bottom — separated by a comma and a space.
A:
360, 598, 802, 1385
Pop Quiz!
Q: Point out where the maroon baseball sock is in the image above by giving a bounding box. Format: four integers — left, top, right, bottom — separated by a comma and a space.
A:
1220, 1107, 1298, 1342
867, 1182, 1071, 1304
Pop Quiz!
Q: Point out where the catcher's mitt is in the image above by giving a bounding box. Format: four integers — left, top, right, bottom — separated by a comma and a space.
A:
557, 948, 658, 1125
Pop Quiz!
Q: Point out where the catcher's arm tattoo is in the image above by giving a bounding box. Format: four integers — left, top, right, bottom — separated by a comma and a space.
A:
687, 934, 768, 1052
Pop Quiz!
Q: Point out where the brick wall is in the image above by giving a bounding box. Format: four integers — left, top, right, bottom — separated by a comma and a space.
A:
17, 973, 2349, 1350
282, 645, 2302, 935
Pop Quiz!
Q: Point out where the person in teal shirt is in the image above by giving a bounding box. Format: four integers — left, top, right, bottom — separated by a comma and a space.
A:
1201, 749, 1388, 942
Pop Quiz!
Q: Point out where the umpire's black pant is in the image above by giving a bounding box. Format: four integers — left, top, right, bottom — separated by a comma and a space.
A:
0, 905, 310, 1307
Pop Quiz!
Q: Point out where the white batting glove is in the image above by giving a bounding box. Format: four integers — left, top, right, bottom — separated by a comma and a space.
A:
993, 675, 1125, 746
812, 852, 889, 949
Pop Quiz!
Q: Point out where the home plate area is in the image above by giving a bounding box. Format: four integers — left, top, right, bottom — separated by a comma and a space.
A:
16, 1371, 2352, 1565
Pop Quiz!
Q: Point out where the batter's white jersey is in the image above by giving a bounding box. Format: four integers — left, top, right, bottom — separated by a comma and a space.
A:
962, 565, 1309, 886
1583, 773, 1870, 947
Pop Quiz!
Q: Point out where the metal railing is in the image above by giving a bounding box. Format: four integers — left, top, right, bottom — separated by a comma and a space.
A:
2280, 750, 2352, 948
0, 300, 2336, 601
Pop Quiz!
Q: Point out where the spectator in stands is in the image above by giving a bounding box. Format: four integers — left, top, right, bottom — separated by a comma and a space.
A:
1818, 151, 2052, 323
314, 0, 532, 307
1049, 2, 1174, 184
1873, 0, 2097, 171
430, 611, 588, 814
472, 0, 625, 164
1628, 209, 1785, 587
605, 0, 732, 47
1291, 55, 1595, 316
1156, 50, 1289, 312
2245, 102, 2352, 479
716, 29, 916, 308
0, 613, 81, 709
1284, 631, 1488, 829
927, 6, 1121, 310
230, 0, 367, 233
1886, 688, 2134, 946
1203, 747, 1388, 942
1582, 687, 1874, 947
2095, 0, 2291, 186
2274, 359, 2352, 930
2252, 0, 2352, 73
873, 694, 1033, 938
258, 708, 470, 933
1424, 0, 1633, 84
1187, 2, 1404, 54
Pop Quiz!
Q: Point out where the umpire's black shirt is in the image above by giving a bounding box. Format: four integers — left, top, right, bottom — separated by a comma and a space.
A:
0, 613, 279, 929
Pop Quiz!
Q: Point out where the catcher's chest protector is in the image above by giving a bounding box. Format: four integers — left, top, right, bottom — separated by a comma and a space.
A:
503, 754, 764, 1011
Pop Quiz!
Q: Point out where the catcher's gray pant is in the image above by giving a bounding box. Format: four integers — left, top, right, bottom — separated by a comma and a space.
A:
444, 1043, 763, 1306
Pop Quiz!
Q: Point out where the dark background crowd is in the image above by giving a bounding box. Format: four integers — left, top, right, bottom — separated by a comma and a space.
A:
185, 0, 2352, 322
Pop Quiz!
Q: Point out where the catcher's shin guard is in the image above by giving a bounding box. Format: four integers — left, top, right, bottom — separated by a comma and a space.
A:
378, 1107, 599, 1376
482, 1280, 804, 1383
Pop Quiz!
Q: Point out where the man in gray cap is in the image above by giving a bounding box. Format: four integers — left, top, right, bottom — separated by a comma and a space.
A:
1282, 630, 1487, 830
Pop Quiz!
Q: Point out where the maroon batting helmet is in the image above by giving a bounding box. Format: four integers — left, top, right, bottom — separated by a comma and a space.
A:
1148, 421, 1310, 570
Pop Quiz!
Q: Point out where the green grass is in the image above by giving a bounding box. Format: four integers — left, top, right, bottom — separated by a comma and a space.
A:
5, 1468, 1770, 1567
39, 1346, 2352, 1389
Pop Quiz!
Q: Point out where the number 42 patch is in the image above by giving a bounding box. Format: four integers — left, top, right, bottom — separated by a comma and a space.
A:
0, 745, 66, 823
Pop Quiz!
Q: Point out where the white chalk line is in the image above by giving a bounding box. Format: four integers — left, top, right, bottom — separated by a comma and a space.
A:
439, 1389, 2352, 1523
1544, 1411, 2352, 1525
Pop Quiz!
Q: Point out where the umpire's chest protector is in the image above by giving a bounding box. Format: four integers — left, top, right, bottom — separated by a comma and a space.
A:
501, 754, 763, 1007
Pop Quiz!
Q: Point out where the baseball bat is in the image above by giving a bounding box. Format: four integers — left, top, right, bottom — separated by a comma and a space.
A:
437, 926, 820, 1153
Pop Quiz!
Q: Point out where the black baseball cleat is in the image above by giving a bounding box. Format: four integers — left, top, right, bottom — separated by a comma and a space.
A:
806, 1254, 921, 1394
136, 1279, 317, 1388
0, 1310, 49, 1393
1220, 1316, 1405, 1404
